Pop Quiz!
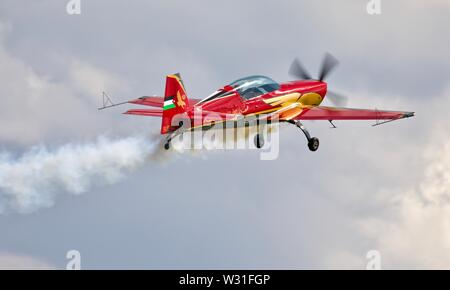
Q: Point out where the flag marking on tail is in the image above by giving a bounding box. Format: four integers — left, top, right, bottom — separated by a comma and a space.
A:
163, 96, 176, 110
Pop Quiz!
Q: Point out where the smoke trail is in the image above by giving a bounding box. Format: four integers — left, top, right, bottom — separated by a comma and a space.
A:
0, 126, 277, 214
0, 135, 155, 214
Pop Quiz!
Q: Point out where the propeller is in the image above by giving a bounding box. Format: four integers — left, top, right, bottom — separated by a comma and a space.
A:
318, 52, 339, 82
288, 58, 312, 80
326, 91, 348, 107
288, 52, 348, 107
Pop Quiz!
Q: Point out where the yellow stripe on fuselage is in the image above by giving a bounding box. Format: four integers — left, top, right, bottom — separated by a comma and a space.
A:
263, 92, 301, 107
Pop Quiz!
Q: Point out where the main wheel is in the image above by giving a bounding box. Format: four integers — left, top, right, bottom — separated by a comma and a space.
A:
254, 134, 264, 149
308, 137, 319, 152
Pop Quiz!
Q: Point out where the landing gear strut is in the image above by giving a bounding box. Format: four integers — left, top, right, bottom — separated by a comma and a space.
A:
287, 120, 320, 152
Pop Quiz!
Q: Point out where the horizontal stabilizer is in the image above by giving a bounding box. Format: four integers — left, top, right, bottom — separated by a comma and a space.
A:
129, 96, 164, 107
129, 96, 202, 108
123, 109, 162, 117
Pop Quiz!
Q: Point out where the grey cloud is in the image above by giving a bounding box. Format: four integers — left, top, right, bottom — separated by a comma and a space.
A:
0, 0, 449, 269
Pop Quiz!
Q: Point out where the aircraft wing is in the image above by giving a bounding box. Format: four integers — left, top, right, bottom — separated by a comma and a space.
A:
129, 96, 202, 108
292, 106, 414, 122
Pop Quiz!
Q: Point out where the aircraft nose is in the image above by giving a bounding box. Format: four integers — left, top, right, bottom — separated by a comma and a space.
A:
288, 80, 327, 95
317, 81, 327, 88
316, 81, 327, 96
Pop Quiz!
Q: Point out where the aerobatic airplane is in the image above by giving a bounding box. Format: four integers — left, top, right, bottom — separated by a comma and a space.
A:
100, 54, 414, 151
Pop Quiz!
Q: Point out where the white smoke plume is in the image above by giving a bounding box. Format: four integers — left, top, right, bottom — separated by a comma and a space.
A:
0, 135, 155, 214
0, 128, 273, 214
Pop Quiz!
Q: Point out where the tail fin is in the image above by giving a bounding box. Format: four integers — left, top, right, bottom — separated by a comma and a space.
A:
161, 73, 190, 134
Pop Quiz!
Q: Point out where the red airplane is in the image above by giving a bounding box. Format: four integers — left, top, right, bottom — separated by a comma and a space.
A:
101, 54, 414, 151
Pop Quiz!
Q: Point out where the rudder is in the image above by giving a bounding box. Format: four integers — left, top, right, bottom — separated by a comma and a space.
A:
161, 73, 189, 134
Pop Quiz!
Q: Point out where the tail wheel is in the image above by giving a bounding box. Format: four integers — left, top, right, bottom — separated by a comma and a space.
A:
254, 134, 264, 149
164, 142, 170, 150
308, 137, 320, 152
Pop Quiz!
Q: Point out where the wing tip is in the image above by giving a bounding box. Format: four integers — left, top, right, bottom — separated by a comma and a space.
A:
403, 112, 415, 118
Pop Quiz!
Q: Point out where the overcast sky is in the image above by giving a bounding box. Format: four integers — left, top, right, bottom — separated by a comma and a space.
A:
0, 0, 449, 269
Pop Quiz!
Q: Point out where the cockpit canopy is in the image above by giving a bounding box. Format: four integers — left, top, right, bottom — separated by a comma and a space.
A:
230, 75, 280, 100
198, 75, 280, 104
